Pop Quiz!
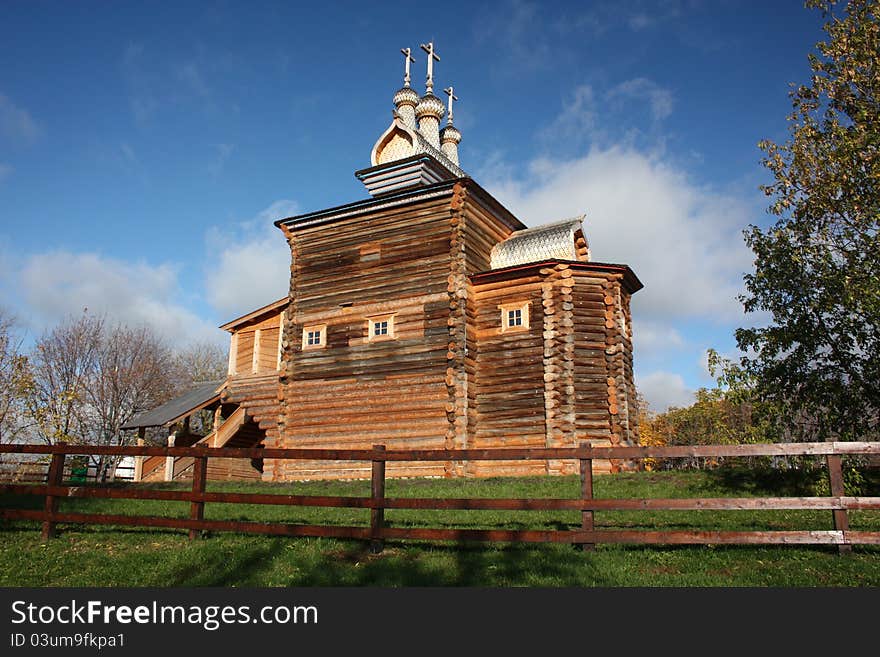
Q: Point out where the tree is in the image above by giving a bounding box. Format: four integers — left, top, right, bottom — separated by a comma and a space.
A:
82, 324, 176, 479
170, 340, 228, 437
22, 311, 102, 445
21, 312, 179, 479
172, 340, 228, 387
736, 0, 880, 440
0, 308, 29, 443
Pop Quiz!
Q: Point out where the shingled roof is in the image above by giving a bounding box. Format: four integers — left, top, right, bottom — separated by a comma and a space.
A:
490, 217, 586, 269
121, 380, 224, 430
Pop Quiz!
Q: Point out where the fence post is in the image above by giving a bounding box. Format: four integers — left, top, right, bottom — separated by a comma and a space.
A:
134, 428, 145, 482
164, 431, 176, 482
578, 441, 595, 552
370, 444, 386, 554
188, 455, 209, 540
41, 452, 66, 541
826, 454, 852, 554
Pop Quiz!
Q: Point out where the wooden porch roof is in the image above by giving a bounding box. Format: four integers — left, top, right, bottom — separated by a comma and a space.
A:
121, 380, 225, 430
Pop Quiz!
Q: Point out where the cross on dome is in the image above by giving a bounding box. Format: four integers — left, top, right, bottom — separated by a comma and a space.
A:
420, 42, 440, 93
443, 86, 458, 124
400, 47, 415, 87
364, 41, 466, 189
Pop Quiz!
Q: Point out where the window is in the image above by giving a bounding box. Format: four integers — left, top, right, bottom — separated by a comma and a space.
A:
367, 314, 395, 341
507, 308, 523, 327
499, 301, 530, 332
302, 325, 326, 350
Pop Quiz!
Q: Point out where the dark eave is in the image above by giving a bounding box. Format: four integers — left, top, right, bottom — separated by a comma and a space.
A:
275, 179, 459, 230
471, 259, 644, 294
353, 153, 449, 179
274, 176, 526, 234
219, 297, 289, 332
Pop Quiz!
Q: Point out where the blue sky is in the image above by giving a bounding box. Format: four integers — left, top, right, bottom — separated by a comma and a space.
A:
0, 1, 828, 411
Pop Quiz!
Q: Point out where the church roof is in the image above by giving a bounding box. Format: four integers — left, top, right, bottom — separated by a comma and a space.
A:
276, 177, 526, 233
473, 260, 644, 294
490, 217, 586, 269
219, 297, 288, 332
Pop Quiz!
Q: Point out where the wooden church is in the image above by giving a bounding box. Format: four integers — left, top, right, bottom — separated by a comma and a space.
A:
125, 43, 643, 482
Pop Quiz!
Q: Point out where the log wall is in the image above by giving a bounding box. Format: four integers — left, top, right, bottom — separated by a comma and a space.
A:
217, 180, 643, 482
472, 273, 547, 476
570, 269, 639, 473
276, 194, 458, 479
230, 312, 283, 377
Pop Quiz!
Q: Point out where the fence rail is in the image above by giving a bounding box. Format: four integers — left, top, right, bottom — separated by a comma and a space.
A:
0, 455, 134, 483
0, 442, 878, 552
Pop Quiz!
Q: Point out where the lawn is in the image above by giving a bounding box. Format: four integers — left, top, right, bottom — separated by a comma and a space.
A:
1, 468, 878, 587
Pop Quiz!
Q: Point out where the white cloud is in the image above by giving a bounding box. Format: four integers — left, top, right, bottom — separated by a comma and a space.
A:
636, 370, 694, 412
607, 78, 674, 121
18, 252, 222, 344
536, 79, 673, 153
177, 62, 211, 98
633, 319, 685, 356
120, 142, 137, 165
0, 94, 42, 142
539, 85, 597, 143
475, 0, 553, 73
204, 200, 298, 318
208, 143, 234, 177
0, 163, 12, 182
628, 13, 653, 31
121, 42, 224, 123
483, 145, 753, 323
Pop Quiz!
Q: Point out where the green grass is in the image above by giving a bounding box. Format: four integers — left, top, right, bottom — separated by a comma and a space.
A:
1, 468, 878, 587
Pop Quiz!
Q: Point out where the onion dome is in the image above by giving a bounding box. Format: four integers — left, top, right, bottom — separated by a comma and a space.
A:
415, 92, 445, 120
393, 85, 420, 108
440, 124, 461, 144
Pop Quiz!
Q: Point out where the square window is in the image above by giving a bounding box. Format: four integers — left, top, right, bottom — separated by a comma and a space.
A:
367, 314, 395, 341
500, 302, 530, 332
302, 325, 326, 350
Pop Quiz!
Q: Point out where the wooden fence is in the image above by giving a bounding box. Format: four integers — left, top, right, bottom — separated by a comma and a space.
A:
0, 442, 878, 554
0, 454, 135, 483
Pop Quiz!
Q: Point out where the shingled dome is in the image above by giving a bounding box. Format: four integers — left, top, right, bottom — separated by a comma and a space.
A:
490, 217, 587, 269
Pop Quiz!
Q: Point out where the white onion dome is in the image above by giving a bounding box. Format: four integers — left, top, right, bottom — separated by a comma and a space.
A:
440, 124, 462, 144
415, 92, 445, 120
393, 85, 420, 108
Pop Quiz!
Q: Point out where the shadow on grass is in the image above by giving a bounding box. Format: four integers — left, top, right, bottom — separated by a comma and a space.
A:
699, 464, 880, 498
698, 465, 826, 497
284, 539, 609, 586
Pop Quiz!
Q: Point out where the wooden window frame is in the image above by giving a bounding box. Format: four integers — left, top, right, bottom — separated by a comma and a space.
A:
499, 301, 530, 333
302, 324, 327, 350
252, 329, 262, 373
276, 312, 284, 369
227, 333, 238, 376
366, 313, 396, 342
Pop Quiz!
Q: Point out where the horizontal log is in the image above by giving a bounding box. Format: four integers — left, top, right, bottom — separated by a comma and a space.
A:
0, 484, 375, 508
379, 527, 858, 545
2, 442, 879, 461
0, 509, 371, 540
381, 496, 880, 512
10, 485, 876, 512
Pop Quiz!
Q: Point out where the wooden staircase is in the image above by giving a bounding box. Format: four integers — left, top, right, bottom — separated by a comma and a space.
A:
223, 373, 280, 446
201, 406, 248, 447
